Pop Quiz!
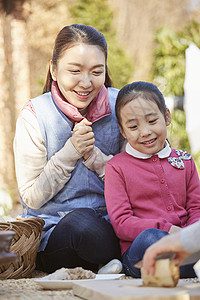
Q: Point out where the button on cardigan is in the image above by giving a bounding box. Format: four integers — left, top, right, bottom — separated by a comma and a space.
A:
105, 148, 200, 255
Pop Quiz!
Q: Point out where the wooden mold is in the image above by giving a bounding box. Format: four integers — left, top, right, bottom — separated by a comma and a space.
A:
73, 278, 200, 300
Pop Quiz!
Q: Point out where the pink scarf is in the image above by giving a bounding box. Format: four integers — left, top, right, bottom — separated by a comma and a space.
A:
51, 81, 111, 123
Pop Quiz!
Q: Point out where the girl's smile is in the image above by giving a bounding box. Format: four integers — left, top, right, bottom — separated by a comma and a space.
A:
140, 138, 157, 146
120, 97, 171, 155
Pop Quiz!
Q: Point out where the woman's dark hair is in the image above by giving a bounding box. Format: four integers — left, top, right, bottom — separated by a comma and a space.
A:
115, 81, 167, 128
43, 24, 112, 93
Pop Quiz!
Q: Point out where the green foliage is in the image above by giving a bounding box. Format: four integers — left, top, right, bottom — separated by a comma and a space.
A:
69, 0, 113, 34
153, 28, 188, 96
153, 21, 200, 97
169, 110, 190, 151
107, 38, 133, 89
168, 110, 200, 175
69, 0, 134, 89
0, 188, 13, 217
192, 151, 200, 175
183, 21, 200, 48
153, 21, 200, 174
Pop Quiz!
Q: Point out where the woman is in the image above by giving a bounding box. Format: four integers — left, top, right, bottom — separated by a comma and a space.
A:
14, 24, 124, 273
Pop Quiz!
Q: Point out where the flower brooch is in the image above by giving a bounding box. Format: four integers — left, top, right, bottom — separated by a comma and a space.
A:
168, 150, 191, 169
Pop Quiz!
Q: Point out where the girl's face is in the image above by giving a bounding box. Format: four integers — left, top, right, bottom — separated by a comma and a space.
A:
120, 96, 171, 155
50, 43, 106, 111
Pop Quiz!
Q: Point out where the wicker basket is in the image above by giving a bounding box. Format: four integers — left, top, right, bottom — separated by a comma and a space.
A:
0, 217, 44, 279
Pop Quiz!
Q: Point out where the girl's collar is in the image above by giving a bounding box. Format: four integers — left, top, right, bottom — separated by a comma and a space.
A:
125, 140, 171, 159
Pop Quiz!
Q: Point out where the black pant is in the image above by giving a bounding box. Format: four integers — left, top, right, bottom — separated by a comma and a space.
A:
36, 208, 121, 273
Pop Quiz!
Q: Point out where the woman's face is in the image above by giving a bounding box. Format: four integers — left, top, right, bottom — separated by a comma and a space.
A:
120, 97, 171, 155
51, 43, 106, 111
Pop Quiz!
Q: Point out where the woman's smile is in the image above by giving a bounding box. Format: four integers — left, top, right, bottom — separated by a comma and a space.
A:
73, 90, 92, 99
50, 43, 106, 110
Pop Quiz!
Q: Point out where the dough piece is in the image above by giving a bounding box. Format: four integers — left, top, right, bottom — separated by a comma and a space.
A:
48, 267, 96, 280
141, 259, 179, 287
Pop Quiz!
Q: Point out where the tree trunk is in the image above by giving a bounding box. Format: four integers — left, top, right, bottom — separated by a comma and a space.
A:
11, 17, 30, 122
0, 0, 30, 205
0, 11, 16, 192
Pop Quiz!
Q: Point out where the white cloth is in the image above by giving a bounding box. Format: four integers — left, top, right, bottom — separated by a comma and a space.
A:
181, 220, 200, 253
184, 43, 200, 154
125, 140, 171, 159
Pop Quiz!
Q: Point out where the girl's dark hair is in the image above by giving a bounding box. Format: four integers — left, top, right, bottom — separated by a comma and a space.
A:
115, 81, 167, 128
43, 24, 112, 93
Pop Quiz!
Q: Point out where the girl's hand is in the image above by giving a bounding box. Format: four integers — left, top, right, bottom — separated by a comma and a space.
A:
71, 119, 95, 158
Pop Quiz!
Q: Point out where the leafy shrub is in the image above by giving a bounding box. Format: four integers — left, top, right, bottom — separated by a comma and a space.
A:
69, 0, 134, 88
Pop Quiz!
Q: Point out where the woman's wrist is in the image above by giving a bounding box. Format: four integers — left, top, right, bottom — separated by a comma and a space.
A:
83, 150, 93, 161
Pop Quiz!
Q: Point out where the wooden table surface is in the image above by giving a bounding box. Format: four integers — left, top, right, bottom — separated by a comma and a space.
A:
73, 278, 200, 300
0, 271, 200, 300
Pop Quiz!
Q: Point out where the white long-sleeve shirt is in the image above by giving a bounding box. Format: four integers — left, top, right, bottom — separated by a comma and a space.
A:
14, 109, 114, 209
181, 220, 200, 253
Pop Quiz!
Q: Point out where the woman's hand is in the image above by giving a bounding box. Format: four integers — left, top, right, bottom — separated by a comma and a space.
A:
142, 232, 190, 276
71, 119, 95, 159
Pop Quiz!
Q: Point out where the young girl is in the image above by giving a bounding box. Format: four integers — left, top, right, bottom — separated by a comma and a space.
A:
105, 81, 200, 278
14, 24, 124, 273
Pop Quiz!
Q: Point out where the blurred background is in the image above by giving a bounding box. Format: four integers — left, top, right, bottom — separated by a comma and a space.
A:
0, 0, 200, 217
